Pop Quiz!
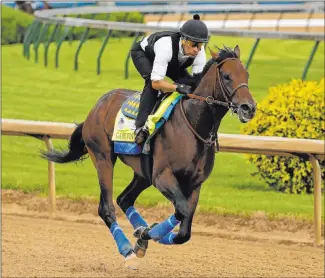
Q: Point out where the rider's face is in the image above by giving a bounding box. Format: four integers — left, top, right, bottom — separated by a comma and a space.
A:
182, 40, 204, 57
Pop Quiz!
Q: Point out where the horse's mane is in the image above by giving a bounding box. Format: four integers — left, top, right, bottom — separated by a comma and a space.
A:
176, 46, 238, 90
201, 46, 238, 78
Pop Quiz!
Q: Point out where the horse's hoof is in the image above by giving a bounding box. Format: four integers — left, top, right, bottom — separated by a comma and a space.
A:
134, 239, 148, 258
124, 251, 140, 270
133, 226, 151, 240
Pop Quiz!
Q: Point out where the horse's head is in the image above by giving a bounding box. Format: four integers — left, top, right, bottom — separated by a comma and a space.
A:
208, 45, 256, 123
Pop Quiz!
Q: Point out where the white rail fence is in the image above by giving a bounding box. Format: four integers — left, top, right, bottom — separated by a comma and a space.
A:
34, 4, 324, 40
1, 118, 324, 246
27, 2, 324, 79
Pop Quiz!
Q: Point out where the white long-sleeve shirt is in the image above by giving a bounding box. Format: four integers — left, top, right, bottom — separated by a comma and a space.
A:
140, 36, 206, 81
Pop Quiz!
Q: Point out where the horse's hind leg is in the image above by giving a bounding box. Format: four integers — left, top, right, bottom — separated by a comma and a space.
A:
85, 137, 138, 268
117, 173, 152, 258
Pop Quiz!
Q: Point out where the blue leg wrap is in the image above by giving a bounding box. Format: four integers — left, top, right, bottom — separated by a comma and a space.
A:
126, 206, 148, 229
110, 222, 133, 257
158, 232, 177, 245
148, 215, 180, 241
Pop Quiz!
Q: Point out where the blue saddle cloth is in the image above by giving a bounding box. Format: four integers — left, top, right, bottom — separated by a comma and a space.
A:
114, 142, 142, 155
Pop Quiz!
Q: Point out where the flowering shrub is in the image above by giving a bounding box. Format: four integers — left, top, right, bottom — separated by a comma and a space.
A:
241, 78, 324, 193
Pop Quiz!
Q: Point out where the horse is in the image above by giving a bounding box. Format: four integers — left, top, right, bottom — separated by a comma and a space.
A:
42, 45, 256, 269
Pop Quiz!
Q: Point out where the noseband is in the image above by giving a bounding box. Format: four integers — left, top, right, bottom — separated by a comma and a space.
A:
180, 57, 249, 147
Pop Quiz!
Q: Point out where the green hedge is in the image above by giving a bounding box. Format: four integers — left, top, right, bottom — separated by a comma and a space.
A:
1, 5, 144, 45
1, 5, 34, 44
241, 78, 325, 194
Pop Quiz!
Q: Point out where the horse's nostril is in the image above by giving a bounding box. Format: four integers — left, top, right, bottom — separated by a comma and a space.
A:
240, 104, 251, 112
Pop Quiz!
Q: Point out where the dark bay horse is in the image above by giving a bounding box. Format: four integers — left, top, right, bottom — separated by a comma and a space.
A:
42, 45, 256, 269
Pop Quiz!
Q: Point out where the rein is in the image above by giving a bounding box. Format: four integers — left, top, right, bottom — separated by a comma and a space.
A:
180, 57, 248, 147
180, 99, 217, 146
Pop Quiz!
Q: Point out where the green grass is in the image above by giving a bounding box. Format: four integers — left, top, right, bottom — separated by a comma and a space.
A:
2, 36, 324, 220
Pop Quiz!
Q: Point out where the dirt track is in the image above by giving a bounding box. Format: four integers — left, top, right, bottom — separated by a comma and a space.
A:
2, 191, 324, 277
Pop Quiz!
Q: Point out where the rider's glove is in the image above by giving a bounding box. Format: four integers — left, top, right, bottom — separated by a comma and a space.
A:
176, 84, 192, 95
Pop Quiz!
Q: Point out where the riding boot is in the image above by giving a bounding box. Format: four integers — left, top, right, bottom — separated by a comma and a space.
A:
134, 80, 158, 144
134, 126, 149, 145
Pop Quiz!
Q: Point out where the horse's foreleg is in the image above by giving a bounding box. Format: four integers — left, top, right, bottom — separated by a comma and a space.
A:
135, 168, 189, 242
161, 185, 201, 245
116, 173, 152, 257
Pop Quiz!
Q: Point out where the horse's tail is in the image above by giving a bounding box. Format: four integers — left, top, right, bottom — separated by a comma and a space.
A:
41, 122, 88, 163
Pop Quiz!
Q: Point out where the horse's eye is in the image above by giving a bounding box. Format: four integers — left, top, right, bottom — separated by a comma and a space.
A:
223, 73, 231, 81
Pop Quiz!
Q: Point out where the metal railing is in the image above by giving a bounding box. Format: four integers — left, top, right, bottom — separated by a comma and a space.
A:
20, 2, 324, 80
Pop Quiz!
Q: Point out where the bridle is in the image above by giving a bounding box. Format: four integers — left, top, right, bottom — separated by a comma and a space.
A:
185, 58, 248, 109
180, 57, 248, 147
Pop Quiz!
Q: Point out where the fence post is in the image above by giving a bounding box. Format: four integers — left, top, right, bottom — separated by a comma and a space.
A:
309, 155, 322, 246
23, 24, 32, 57
34, 23, 49, 63
74, 14, 95, 71
124, 32, 141, 79
302, 41, 320, 80
44, 24, 59, 67
245, 38, 260, 70
24, 20, 41, 60
248, 11, 257, 30
68, 14, 80, 45
96, 13, 112, 75
305, 9, 315, 32
55, 25, 73, 68
97, 29, 113, 75
275, 12, 284, 31
44, 136, 56, 218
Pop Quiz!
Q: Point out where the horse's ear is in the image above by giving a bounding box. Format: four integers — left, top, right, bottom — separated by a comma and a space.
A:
234, 45, 240, 59
208, 46, 218, 58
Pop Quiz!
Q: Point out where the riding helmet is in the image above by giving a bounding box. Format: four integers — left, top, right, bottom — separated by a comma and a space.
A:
180, 14, 209, 43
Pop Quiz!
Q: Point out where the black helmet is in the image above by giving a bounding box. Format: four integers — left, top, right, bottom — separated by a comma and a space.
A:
180, 14, 208, 43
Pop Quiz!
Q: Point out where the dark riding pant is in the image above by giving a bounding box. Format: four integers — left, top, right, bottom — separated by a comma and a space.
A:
131, 42, 159, 129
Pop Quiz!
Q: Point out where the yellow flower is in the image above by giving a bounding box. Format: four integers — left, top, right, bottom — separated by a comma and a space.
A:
241, 78, 324, 194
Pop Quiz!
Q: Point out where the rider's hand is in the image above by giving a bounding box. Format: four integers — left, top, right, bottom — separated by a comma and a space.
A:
176, 84, 192, 95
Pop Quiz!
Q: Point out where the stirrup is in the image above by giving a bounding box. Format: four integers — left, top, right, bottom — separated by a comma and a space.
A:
134, 126, 149, 145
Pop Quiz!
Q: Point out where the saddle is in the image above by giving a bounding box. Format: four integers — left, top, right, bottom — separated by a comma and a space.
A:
112, 91, 182, 155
